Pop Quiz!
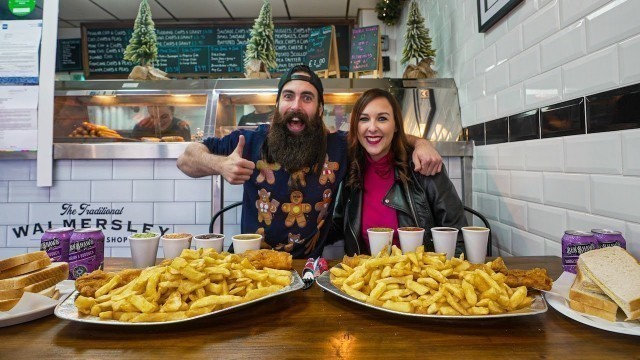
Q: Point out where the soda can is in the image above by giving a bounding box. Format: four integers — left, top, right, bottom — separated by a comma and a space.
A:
591, 229, 626, 250
562, 230, 597, 274
40, 227, 74, 262
68, 228, 105, 280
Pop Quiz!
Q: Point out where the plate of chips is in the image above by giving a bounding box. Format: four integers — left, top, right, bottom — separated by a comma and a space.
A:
316, 247, 547, 319
55, 249, 303, 325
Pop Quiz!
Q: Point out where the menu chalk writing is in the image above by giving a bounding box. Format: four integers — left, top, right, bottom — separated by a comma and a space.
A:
305, 26, 332, 71
84, 24, 350, 77
349, 25, 379, 72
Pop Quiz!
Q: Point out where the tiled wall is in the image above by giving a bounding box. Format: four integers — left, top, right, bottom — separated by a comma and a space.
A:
404, 0, 640, 258
0, 159, 214, 259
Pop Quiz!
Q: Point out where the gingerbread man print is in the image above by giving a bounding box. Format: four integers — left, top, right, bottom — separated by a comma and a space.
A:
281, 191, 311, 228
319, 154, 340, 185
314, 189, 332, 223
255, 189, 280, 225
256, 160, 281, 184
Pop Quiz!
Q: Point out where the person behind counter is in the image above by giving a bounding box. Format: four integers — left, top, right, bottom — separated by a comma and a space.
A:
132, 106, 191, 141
176, 65, 443, 258
238, 105, 274, 126
331, 88, 467, 256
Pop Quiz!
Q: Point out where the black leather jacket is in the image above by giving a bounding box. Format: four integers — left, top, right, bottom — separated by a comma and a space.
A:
331, 164, 467, 256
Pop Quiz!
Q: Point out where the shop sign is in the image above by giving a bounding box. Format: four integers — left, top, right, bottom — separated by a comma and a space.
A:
10, 203, 171, 241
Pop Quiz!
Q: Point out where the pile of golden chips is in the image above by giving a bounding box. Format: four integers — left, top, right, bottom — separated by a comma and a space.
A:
330, 246, 532, 315
75, 248, 291, 322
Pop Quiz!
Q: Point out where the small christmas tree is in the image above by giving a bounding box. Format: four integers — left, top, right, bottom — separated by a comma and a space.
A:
124, 0, 158, 67
244, 0, 277, 77
401, 1, 436, 66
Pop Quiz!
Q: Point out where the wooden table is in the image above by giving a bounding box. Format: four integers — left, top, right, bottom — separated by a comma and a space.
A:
1, 257, 638, 359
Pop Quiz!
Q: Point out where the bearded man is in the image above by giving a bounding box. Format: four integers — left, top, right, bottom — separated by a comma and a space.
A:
177, 65, 442, 258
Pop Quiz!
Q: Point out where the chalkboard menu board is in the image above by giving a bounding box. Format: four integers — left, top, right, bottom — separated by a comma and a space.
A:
349, 26, 380, 72
56, 39, 83, 72
306, 26, 332, 71
83, 24, 351, 78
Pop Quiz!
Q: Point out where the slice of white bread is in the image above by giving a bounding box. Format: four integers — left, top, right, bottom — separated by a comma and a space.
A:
0, 288, 24, 301
0, 257, 52, 280
0, 298, 20, 311
0, 262, 68, 291
0, 251, 50, 272
577, 246, 640, 320
569, 299, 617, 322
569, 274, 618, 313
575, 266, 604, 295
23, 272, 68, 294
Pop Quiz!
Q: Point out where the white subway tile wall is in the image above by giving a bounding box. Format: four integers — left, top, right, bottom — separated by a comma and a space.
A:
0, 160, 215, 258
398, 0, 640, 260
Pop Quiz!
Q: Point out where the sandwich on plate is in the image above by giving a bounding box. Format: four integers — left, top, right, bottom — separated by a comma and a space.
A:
570, 246, 640, 321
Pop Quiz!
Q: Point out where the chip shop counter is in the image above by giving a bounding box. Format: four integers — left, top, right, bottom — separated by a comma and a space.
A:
0, 256, 638, 359
52, 78, 464, 160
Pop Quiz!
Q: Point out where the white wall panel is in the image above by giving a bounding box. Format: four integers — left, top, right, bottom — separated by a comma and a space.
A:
622, 129, 640, 176
564, 132, 622, 175
525, 137, 564, 172
543, 173, 590, 212
540, 20, 586, 72
619, 34, 640, 85
591, 175, 640, 223
511, 228, 545, 256
585, 0, 640, 52
498, 143, 526, 170
511, 171, 543, 203
522, 0, 560, 49
562, 45, 619, 98
527, 202, 566, 241
499, 197, 528, 230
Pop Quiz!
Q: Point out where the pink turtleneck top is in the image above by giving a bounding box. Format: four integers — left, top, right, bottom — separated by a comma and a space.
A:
361, 152, 400, 249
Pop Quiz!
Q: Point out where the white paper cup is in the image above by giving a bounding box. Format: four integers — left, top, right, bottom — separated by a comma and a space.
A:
431, 227, 459, 259
462, 226, 490, 264
367, 228, 394, 256
397, 227, 425, 253
232, 234, 262, 254
128, 232, 160, 268
194, 233, 225, 253
161, 233, 193, 259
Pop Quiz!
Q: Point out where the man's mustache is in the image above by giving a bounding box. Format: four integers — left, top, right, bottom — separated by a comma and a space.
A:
280, 109, 310, 125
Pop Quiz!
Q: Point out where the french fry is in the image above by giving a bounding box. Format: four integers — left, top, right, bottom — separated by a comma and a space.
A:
331, 249, 536, 316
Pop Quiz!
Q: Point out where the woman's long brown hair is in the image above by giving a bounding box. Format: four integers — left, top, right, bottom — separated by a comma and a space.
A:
346, 88, 413, 190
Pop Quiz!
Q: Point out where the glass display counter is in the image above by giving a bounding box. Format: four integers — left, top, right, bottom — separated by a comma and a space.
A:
53, 78, 465, 159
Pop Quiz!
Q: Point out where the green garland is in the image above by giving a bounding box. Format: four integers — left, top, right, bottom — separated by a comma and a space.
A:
376, 0, 403, 26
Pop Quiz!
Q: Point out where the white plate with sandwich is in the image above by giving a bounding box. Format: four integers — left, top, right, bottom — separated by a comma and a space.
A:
0, 252, 73, 328
545, 246, 640, 336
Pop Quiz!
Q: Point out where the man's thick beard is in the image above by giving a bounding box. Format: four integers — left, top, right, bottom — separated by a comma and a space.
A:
266, 109, 327, 174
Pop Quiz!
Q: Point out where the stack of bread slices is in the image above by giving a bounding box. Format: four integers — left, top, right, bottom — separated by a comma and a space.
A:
569, 246, 640, 322
0, 252, 69, 311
